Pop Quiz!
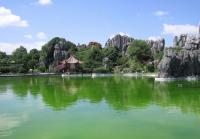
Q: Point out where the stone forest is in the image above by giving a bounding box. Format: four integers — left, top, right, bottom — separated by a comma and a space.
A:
0, 26, 200, 78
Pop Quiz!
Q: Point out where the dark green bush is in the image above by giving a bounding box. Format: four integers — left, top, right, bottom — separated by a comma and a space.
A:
93, 67, 110, 73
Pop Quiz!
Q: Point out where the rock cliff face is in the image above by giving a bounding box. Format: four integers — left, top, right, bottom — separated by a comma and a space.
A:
105, 34, 165, 56
53, 39, 70, 64
105, 34, 134, 54
158, 48, 200, 78
173, 34, 200, 50
147, 38, 165, 55
158, 28, 200, 78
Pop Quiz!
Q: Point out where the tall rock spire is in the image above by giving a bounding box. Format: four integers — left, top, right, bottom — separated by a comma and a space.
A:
199, 24, 200, 34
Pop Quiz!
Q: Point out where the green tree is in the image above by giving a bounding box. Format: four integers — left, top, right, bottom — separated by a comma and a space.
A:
102, 47, 121, 70
12, 46, 28, 64
0, 51, 7, 59
103, 47, 120, 63
0, 51, 8, 64
12, 46, 29, 72
67, 41, 78, 54
127, 40, 152, 63
84, 47, 103, 72
29, 49, 40, 60
28, 49, 40, 69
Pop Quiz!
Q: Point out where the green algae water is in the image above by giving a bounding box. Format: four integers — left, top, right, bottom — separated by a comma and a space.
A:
0, 76, 200, 139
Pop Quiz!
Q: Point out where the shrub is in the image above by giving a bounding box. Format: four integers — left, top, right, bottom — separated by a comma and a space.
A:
0, 67, 10, 73
129, 60, 145, 72
38, 66, 46, 73
18, 67, 27, 73
93, 67, 110, 73
147, 64, 155, 72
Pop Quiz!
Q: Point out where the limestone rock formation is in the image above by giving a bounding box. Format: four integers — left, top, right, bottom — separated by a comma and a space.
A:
158, 26, 200, 78
105, 34, 134, 54
173, 34, 200, 50
105, 34, 165, 56
158, 48, 200, 78
88, 42, 102, 49
53, 40, 70, 64
147, 38, 165, 55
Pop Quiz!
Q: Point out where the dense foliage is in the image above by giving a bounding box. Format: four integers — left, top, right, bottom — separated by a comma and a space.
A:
0, 38, 162, 74
127, 40, 152, 62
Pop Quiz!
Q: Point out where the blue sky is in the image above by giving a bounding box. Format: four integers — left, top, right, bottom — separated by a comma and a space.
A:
0, 0, 200, 54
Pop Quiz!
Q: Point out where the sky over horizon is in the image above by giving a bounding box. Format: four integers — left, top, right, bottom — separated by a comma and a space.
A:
0, 0, 200, 54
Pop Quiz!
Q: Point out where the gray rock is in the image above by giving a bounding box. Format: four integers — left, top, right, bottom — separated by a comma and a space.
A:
173, 33, 200, 50
103, 57, 109, 69
173, 36, 178, 47
105, 34, 165, 56
159, 29, 200, 78
146, 38, 165, 55
105, 34, 134, 54
53, 40, 70, 65
158, 48, 200, 78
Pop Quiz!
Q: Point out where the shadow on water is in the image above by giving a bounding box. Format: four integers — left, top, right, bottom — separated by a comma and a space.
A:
0, 76, 200, 114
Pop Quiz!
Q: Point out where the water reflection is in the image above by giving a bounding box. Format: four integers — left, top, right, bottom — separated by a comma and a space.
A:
0, 114, 28, 137
0, 76, 200, 114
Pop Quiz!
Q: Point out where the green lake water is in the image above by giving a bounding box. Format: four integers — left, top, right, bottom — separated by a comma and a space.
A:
0, 76, 200, 139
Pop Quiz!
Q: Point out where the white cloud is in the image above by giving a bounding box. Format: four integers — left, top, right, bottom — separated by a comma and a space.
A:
148, 36, 163, 41
24, 34, 33, 39
0, 7, 29, 27
0, 41, 46, 54
38, 0, 52, 5
36, 32, 47, 40
163, 24, 199, 36
109, 32, 130, 39
119, 32, 130, 37
154, 11, 169, 17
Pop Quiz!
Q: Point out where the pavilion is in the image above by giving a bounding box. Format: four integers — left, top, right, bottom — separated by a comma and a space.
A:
57, 55, 83, 73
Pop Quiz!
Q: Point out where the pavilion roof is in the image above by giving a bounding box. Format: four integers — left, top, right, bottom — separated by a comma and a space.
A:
61, 55, 83, 64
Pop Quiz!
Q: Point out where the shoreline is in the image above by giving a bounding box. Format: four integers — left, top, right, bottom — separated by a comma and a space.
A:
0, 73, 60, 77
123, 73, 158, 77
1, 73, 199, 82
0, 72, 158, 78
155, 77, 200, 82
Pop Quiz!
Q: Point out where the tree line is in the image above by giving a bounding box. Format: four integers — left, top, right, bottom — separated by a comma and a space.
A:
0, 37, 162, 74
